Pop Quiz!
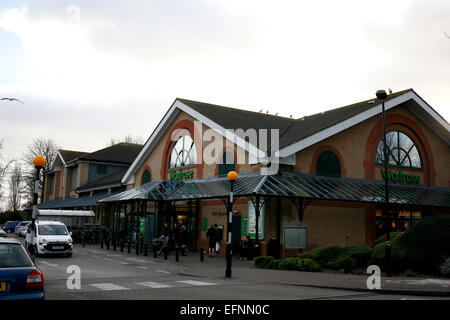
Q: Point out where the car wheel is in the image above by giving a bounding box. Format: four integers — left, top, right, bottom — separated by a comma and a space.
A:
66, 252, 73, 258
34, 245, 40, 258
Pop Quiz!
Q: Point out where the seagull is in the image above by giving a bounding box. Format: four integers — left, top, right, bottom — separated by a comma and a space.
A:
266, 110, 269, 114
259, 108, 263, 112
275, 112, 278, 116
388, 88, 393, 94
1, 97, 23, 103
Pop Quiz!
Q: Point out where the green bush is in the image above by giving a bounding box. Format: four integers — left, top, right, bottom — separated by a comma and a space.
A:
369, 241, 407, 273
279, 257, 299, 270
297, 258, 322, 272
370, 232, 403, 248
267, 259, 282, 269
396, 215, 450, 273
326, 245, 373, 272
254, 256, 274, 268
303, 244, 344, 265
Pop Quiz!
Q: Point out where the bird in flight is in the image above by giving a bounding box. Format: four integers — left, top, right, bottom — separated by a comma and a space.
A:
0, 97, 23, 103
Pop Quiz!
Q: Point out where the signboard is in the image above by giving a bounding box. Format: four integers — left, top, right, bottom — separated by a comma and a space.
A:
247, 201, 264, 239
139, 217, 145, 234
380, 169, 420, 184
283, 221, 307, 250
201, 218, 207, 231
169, 169, 194, 181
241, 217, 248, 235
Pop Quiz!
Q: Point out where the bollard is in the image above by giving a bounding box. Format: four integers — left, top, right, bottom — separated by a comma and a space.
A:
100, 236, 104, 249
175, 244, 179, 262
82, 232, 85, 248
106, 237, 110, 250
120, 239, 124, 252
140, 236, 144, 253
136, 238, 140, 255
164, 244, 168, 260
153, 241, 158, 258
113, 238, 116, 251
127, 240, 131, 253
200, 243, 204, 261
144, 242, 148, 256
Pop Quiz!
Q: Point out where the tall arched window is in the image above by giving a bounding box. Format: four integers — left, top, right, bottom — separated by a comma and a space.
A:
169, 134, 197, 169
218, 152, 235, 176
316, 151, 341, 177
142, 169, 151, 185
375, 131, 422, 169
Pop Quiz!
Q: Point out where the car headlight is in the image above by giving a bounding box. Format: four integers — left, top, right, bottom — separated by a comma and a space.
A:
68, 238, 73, 244
40, 238, 48, 245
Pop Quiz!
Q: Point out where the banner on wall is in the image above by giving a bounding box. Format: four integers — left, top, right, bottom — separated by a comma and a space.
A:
247, 201, 265, 239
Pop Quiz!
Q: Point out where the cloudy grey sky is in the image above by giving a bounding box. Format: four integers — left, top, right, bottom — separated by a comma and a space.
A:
0, 0, 449, 166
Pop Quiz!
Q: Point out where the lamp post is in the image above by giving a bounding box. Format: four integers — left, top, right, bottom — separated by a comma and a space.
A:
30, 156, 46, 255
226, 171, 238, 278
376, 89, 392, 277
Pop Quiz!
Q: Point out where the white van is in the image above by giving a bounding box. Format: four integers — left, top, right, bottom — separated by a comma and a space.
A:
25, 220, 73, 257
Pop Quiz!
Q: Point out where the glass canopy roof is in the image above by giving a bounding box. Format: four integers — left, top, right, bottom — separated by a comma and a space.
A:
94, 172, 450, 208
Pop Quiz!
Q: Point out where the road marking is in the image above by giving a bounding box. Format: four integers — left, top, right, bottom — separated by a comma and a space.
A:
137, 266, 147, 270
119, 262, 129, 265
39, 261, 58, 268
175, 280, 216, 286
104, 258, 113, 261
135, 282, 173, 289
78, 252, 87, 255
89, 283, 129, 291
157, 270, 170, 274
125, 258, 146, 263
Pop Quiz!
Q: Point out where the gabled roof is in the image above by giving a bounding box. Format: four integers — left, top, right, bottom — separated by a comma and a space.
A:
122, 89, 450, 184
78, 143, 143, 165
76, 168, 128, 193
59, 150, 89, 163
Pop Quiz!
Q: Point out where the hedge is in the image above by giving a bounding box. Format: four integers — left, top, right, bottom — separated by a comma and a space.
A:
370, 232, 403, 248
326, 245, 373, 273
254, 256, 321, 272
298, 244, 343, 266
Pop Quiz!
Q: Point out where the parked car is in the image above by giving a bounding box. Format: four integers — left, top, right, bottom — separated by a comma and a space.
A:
0, 238, 45, 300
0, 230, 7, 238
19, 223, 31, 238
14, 221, 31, 236
3, 221, 20, 234
25, 220, 73, 257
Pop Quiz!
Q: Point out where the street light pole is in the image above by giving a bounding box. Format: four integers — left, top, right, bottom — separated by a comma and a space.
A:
376, 89, 392, 277
30, 156, 46, 256
226, 171, 238, 278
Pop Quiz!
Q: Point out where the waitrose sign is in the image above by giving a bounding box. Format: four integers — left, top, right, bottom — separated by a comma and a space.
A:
380, 169, 420, 184
169, 169, 194, 181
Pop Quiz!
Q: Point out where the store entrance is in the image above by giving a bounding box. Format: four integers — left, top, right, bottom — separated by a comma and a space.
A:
375, 207, 422, 239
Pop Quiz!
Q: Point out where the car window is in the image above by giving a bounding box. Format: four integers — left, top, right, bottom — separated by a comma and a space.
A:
37, 225, 68, 235
0, 244, 34, 268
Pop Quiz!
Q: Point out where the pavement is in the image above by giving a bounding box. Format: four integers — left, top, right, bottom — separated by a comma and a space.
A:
164, 249, 450, 297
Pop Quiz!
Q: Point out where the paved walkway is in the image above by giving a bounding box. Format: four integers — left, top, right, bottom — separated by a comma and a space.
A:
89, 245, 450, 297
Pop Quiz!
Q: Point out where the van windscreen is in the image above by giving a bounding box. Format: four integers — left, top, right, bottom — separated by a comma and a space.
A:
38, 225, 68, 235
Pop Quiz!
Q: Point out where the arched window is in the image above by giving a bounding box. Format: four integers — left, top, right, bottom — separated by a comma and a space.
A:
316, 151, 341, 177
142, 169, 151, 185
375, 131, 422, 169
218, 152, 235, 176
169, 134, 197, 169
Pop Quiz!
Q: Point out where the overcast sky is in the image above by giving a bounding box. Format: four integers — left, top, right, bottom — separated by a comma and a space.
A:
0, 0, 449, 166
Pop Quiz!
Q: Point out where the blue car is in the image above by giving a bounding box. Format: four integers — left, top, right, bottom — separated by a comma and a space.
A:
3, 221, 20, 234
0, 238, 45, 300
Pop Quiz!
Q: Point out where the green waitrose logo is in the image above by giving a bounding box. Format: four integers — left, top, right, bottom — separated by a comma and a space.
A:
380, 169, 420, 184
169, 169, 194, 181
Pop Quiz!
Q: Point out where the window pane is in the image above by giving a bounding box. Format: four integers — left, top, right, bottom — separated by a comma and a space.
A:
169, 134, 197, 169
409, 146, 422, 168
399, 132, 414, 152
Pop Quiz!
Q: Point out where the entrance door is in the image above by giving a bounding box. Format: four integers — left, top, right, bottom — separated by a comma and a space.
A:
231, 216, 241, 255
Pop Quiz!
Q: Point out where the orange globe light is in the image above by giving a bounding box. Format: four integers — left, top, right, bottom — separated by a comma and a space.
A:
33, 155, 46, 168
227, 171, 238, 181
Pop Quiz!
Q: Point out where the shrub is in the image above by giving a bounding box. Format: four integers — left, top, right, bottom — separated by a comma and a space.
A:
440, 257, 450, 277
326, 245, 373, 273
369, 241, 406, 273
303, 244, 344, 265
297, 258, 321, 272
370, 232, 403, 248
267, 259, 282, 269
280, 257, 299, 270
396, 216, 450, 273
254, 256, 274, 268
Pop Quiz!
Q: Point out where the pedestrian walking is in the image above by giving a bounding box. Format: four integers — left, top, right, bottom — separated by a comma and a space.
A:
206, 224, 218, 257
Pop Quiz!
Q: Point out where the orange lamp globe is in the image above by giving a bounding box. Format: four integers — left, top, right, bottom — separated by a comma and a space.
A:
227, 171, 238, 181
33, 155, 46, 168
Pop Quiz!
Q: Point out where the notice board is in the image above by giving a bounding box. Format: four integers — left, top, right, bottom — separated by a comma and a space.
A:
283, 221, 307, 250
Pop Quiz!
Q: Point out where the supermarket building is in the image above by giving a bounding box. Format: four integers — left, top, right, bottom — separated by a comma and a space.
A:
42, 89, 450, 257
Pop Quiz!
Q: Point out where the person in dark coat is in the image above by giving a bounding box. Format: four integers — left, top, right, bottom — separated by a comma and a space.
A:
206, 225, 218, 257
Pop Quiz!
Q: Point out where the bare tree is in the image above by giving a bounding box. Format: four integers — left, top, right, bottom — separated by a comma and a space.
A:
109, 134, 144, 146
7, 165, 23, 212
0, 140, 13, 205
21, 138, 60, 208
